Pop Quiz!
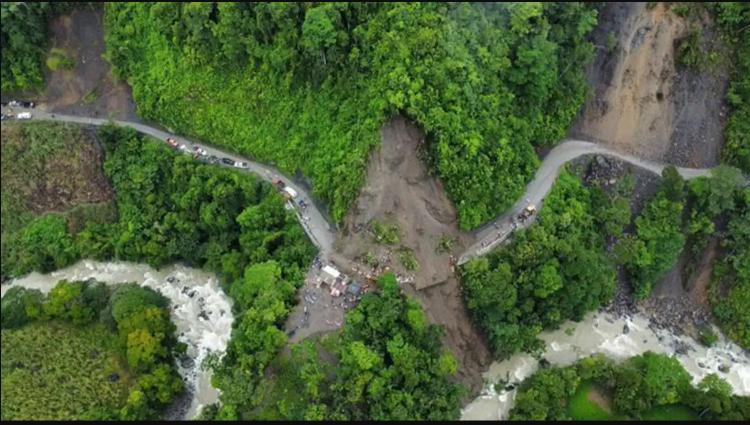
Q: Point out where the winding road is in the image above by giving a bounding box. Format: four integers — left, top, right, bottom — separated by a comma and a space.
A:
457, 140, 717, 265
1, 107, 730, 267
1, 107, 336, 256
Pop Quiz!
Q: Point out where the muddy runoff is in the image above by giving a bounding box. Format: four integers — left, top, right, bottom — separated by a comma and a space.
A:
1, 260, 233, 420
461, 310, 750, 420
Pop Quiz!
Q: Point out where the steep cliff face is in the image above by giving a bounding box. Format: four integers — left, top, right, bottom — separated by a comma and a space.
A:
570, 2, 730, 168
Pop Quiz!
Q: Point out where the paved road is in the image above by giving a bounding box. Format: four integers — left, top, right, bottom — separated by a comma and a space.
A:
2, 108, 730, 268
1, 107, 336, 257
456, 139, 716, 265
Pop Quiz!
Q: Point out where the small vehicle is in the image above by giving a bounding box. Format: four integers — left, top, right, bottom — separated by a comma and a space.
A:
282, 186, 298, 199
517, 204, 537, 221
298, 199, 307, 209
207, 155, 219, 163
272, 178, 285, 189
7, 100, 34, 108
221, 157, 234, 165
179, 144, 190, 152
234, 161, 248, 168
166, 137, 179, 148
17, 112, 32, 120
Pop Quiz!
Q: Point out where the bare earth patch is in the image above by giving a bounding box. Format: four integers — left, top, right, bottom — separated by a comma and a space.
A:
332, 116, 491, 398
569, 2, 729, 168
40, 7, 139, 121
587, 385, 614, 414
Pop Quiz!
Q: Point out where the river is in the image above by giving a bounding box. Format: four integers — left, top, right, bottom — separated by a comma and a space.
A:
1, 260, 233, 420
461, 310, 750, 420
4, 261, 749, 421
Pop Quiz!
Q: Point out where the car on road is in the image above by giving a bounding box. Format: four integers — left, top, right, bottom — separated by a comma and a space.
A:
8, 100, 34, 108
221, 157, 234, 165
272, 178, 285, 190
17, 112, 32, 120
206, 155, 219, 164
234, 161, 248, 168
166, 137, 179, 148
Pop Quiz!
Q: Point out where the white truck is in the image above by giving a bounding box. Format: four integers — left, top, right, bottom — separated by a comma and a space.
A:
17, 112, 32, 120
282, 186, 298, 199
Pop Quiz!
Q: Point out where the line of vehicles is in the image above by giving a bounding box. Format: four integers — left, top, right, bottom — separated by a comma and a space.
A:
2, 100, 36, 108
2, 99, 36, 121
163, 136, 302, 205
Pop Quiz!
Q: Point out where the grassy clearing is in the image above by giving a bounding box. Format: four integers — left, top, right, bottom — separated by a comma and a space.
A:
435, 234, 456, 254
397, 247, 419, 271
369, 219, 400, 245
566, 381, 618, 420
82, 85, 101, 104
1, 320, 131, 420
0, 121, 114, 279
46, 47, 75, 71
641, 404, 700, 420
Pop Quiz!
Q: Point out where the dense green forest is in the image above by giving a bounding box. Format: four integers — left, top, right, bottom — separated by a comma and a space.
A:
709, 184, 750, 349
509, 352, 750, 420
0, 2, 75, 91
203, 272, 463, 420
3, 123, 315, 284
1, 280, 182, 420
712, 2, 750, 173
616, 165, 748, 349
1, 122, 116, 281
459, 169, 621, 359
102, 2, 598, 229
1, 122, 319, 418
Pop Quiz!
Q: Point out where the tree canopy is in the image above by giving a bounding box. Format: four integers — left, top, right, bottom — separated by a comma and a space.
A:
103, 2, 598, 229
460, 169, 618, 359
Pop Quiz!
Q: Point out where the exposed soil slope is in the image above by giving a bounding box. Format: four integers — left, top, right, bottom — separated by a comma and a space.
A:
570, 2, 729, 168
41, 7, 138, 121
333, 116, 491, 396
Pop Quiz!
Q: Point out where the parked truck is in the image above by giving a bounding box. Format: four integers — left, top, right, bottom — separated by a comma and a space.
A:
517, 204, 537, 221
282, 186, 298, 200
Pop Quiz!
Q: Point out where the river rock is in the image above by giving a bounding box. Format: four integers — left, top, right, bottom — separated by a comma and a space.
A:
674, 340, 691, 355
623, 324, 630, 335
718, 364, 729, 373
